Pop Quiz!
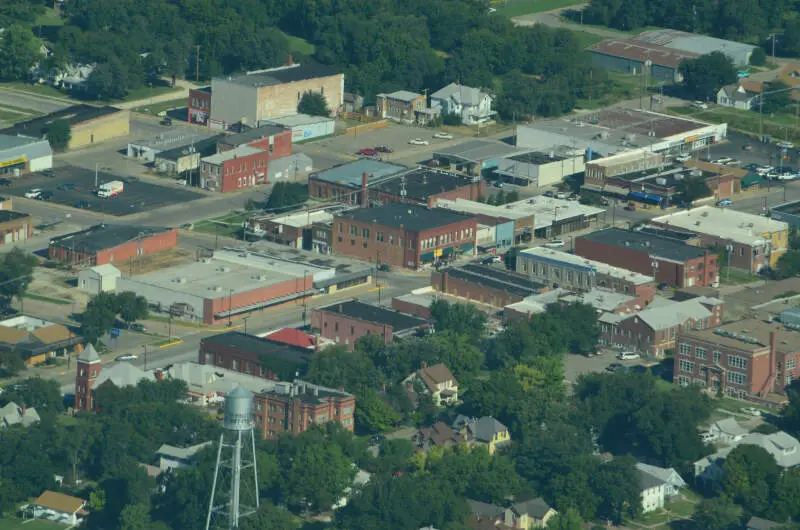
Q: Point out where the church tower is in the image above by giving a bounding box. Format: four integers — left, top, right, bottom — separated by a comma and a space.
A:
74, 344, 101, 412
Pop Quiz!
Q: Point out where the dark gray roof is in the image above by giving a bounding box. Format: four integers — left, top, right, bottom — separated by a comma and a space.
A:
310, 159, 407, 187
0, 105, 122, 138
579, 228, 706, 262
223, 63, 340, 88
49, 224, 173, 254
316, 300, 427, 332
637, 226, 698, 242
638, 468, 666, 491
467, 500, 505, 518
218, 126, 287, 148
444, 264, 545, 298
201, 331, 313, 365
155, 135, 225, 162
336, 204, 473, 233
0, 211, 30, 223
513, 498, 552, 519
374, 168, 479, 201
469, 416, 508, 442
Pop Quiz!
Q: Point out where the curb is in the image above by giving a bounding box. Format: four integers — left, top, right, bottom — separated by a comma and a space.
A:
158, 339, 184, 349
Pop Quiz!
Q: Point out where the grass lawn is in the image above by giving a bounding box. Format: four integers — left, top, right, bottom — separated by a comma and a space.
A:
625, 509, 673, 526
135, 97, 188, 117
284, 34, 316, 56
668, 105, 800, 141
24, 293, 72, 305
123, 84, 183, 102
35, 7, 65, 26
0, 519, 66, 530
1, 82, 68, 100
576, 70, 652, 110
666, 498, 697, 517
193, 212, 250, 238
0, 103, 42, 115
495, 0, 582, 17
719, 267, 760, 285
0, 109, 28, 122
570, 30, 606, 49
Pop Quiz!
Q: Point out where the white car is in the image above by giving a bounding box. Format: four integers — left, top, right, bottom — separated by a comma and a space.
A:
700, 431, 716, 443
712, 157, 733, 165
724, 159, 741, 166
756, 165, 774, 175
408, 138, 430, 146
115, 354, 138, 362
24, 189, 42, 199
675, 154, 691, 162
543, 239, 565, 248
777, 141, 794, 149
692, 101, 709, 110
741, 407, 762, 417
433, 132, 453, 140
555, 192, 569, 199
618, 351, 640, 360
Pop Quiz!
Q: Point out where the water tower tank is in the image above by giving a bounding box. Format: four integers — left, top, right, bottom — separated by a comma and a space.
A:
223, 386, 254, 431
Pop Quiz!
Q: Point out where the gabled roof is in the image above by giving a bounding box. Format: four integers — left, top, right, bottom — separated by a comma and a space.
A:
719, 83, 761, 102
431, 83, 489, 106
420, 421, 464, 447
31, 324, 71, 344
636, 462, 686, 488
0, 401, 40, 427
512, 497, 553, 519
77, 343, 100, 363
156, 441, 212, 461
263, 327, 317, 349
637, 468, 666, 490
467, 499, 505, 518
710, 417, 749, 437
378, 90, 422, 102
633, 299, 712, 331
34, 491, 86, 514
94, 362, 154, 389
86, 264, 121, 278
417, 363, 457, 391
468, 416, 508, 442
747, 516, 782, 530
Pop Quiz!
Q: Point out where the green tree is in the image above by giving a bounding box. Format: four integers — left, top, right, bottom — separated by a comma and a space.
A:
0, 349, 25, 377
86, 57, 129, 100
80, 301, 117, 344
750, 47, 767, 66
722, 444, 780, 514
679, 52, 738, 100
676, 176, 712, 204
430, 299, 487, 341
238, 502, 296, 530
298, 91, 330, 117
0, 25, 41, 81
0, 376, 64, 414
45, 119, 72, 152
265, 182, 308, 212
0, 248, 36, 308
762, 81, 793, 114
119, 503, 152, 530
691, 497, 743, 530
116, 291, 148, 325
547, 507, 584, 530
354, 389, 401, 434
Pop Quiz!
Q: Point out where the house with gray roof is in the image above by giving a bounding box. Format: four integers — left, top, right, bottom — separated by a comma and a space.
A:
94, 362, 155, 390
467, 498, 556, 528
454, 415, 511, 454
716, 83, 763, 111
709, 417, 750, 445
695, 431, 800, 487
638, 467, 667, 513
636, 462, 686, 497
0, 401, 40, 428
430, 83, 495, 125
376, 90, 438, 125
156, 441, 212, 472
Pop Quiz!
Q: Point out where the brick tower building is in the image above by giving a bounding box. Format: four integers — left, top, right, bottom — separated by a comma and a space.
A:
74, 344, 101, 412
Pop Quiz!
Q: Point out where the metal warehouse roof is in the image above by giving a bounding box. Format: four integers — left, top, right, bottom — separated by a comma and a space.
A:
49, 224, 173, 254
310, 159, 407, 187
632, 29, 757, 65
336, 203, 473, 232
434, 139, 522, 163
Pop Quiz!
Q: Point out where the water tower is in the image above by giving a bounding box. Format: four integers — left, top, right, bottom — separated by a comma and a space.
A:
205, 386, 260, 529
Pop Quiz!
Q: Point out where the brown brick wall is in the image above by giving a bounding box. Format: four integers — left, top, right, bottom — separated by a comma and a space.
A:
431, 269, 527, 307
256, 74, 344, 119
391, 298, 432, 319
311, 308, 394, 351
204, 275, 312, 325
50, 229, 177, 266
254, 392, 355, 439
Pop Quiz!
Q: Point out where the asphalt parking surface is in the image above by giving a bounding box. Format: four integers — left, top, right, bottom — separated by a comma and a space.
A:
563, 350, 659, 385
4, 165, 204, 216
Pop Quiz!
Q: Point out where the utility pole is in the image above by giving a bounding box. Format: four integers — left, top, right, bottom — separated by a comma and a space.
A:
195, 45, 201, 83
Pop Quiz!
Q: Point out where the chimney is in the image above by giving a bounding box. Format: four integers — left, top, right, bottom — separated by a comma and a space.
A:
287, 54, 293, 66
361, 172, 369, 206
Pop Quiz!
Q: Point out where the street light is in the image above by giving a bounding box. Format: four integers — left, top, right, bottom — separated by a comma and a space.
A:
725, 243, 734, 282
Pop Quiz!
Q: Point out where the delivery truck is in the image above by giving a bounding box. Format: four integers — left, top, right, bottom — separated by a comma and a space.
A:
97, 180, 124, 198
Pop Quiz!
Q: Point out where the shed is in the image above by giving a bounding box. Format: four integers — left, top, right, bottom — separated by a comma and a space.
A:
78, 264, 121, 294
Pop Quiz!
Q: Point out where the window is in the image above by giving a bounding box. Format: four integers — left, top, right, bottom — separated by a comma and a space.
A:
350, 225, 357, 236
377, 232, 384, 242
350, 326, 354, 335
317, 414, 328, 422
679, 360, 695, 373
787, 358, 796, 370
362, 228, 370, 238
337, 236, 342, 243
679, 343, 692, 356
728, 356, 748, 370
787, 373, 794, 386
350, 239, 355, 246
342, 406, 353, 415
726, 371, 747, 386
389, 234, 394, 245
677, 376, 691, 387
713, 350, 721, 363
334, 322, 339, 332
338, 223, 343, 233
695, 347, 707, 360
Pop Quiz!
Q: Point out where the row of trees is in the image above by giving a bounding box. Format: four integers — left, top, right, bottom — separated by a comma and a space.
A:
80, 291, 149, 344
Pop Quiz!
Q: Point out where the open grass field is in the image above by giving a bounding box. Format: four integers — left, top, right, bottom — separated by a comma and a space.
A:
494, 0, 582, 17
283, 33, 316, 56
34, 7, 65, 27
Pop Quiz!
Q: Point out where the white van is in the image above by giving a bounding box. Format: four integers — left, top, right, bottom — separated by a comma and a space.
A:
618, 351, 640, 360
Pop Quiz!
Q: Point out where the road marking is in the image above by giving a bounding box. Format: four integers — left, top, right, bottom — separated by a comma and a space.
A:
208, 323, 244, 333
158, 339, 185, 349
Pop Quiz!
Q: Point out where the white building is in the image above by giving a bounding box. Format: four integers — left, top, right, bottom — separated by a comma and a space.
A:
156, 441, 212, 472
638, 468, 667, 513
0, 134, 53, 175
709, 417, 750, 445
127, 131, 215, 163
430, 83, 495, 125
78, 264, 121, 294
636, 462, 686, 497
263, 114, 335, 143
695, 431, 800, 486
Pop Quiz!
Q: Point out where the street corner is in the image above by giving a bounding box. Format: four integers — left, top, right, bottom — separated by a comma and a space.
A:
157, 338, 184, 349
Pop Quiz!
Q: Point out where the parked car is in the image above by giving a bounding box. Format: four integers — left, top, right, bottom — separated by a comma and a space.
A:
0, 178, 11, 187
493, 181, 505, 188
712, 157, 733, 165
675, 153, 691, 162
74, 200, 91, 209
121, 176, 140, 183
433, 132, 453, 139
426, 159, 440, 167
483, 256, 502, 264
743, 163, 760, 171
543, 239, 565, 248
377, 264, 391, 272
716, 198, 733, 207
606, 362, 625, 372
369, 435, 386, 445
657, 282, 670, 291
617, 351, 640, 360
24, 189, 42, 199
741, 407, 762, 417
700, 432, 716, 443
115, 354, 138, 362
376, 145, 393, 153
161, 117, 173, 126
129, 323, 147, 332
543, 191, 555, 198
777, 141, 794, 149
624, 203, 637, 211
692, 101, 709, 110
57, 183, 75, 190
41, 169, 55, 178
742, 144, 753, 151
555, 192, 569, 199
37, 190, 54, 201
358, 148, 378, 157
724, 159, 741, 166
568, 193, 580, 201
408, 138, 430, 146
756, 165, 775, 175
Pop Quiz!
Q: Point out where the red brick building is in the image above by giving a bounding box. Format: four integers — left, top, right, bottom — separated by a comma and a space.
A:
575, 228, 720, 288
217, 125, 292, 161
332, 203, 477, 269
0, 210, 32, 246
599, 296, 724, 357
199, 331, 314, 381
200, 145, 270, 193
188, 86, 212, 126
74, 344, 101, 412
431, 263, 547, 308
311, 299, 429, 351
675, 319, 800, 400
254, 380, 355, 439
48, 224, 177, 267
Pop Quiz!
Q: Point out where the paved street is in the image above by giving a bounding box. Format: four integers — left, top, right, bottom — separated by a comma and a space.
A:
0, 87, 72, 115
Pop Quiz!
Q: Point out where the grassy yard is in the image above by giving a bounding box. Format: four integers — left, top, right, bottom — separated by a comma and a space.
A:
0, 109, 29, 122
1, 82, 68, 100
34, 7, 65, 26
193, 212, 250, 238
0, 519, 66, 530
668, 105, 800, 141
24, 293, 72, 305
576, 70, 652, 110
135, 98, 188, 117
494, 0, 583, 17
123, 84, 183, 102
570, 30, 607, 49
283, 33, 316, 56
718, 267, 761, 285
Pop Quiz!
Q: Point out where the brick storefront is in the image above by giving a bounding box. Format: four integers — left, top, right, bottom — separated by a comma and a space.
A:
199, 332, 314, 381
202, 275, 312, 325
49, 225, 177, 267
200, 145, 270, 193
217, 126, 293, 161
188, 87, 212, 126
0, 211, 31, 246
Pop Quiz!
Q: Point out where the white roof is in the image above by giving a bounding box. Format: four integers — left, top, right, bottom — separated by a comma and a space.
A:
652, 206, 788, 246
269, 209, 334, 228
698, 431, 800, 470
519, 247, 654, 285
435, 198, 534, 220
266, 113, 334, 127
504, 289, 567, 315
561, 290, 637, 312
431, 83, 488, 106
711, 417, 750, 437
378, 90, 422, 102
0, 401, 40, 427
202, 145, 264, 165
631, 298, 712, 331
588, 148, 662, 168
87, 264, 121, 278
156, 441, 212, 461
94, 362, 155, 389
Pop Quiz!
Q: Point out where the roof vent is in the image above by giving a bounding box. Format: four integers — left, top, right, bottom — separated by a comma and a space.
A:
211, 286, 223, 292
219, 266, 231, 273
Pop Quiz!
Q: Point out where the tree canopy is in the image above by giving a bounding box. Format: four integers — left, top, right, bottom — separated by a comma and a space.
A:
298, 91, 330, 117
679, 52, 738, 101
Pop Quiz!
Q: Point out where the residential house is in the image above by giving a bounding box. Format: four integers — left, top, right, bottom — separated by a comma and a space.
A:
599, 296, 723, 357
430, 83, 495, 125
0, 315, 83, 366
467, 498, 557, 529
403, 362, 459, 406
636, 462, 686, 497
716, 81, 764, 110
376, 91, 437, 125
777, 63, 800, 102
0, 401, 40, 428
709, 417, 749, 445
695, 431, 800, 487
747, 516, 782, 530
418, 421, 465, 450
25, 491, 87, 526
455, 415, 511, 454
638, 468, 667, 513
156, 441, 212, 472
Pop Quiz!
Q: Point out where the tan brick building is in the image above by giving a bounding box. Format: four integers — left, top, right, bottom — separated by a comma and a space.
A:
1, 105, 130, 150
210, 61, 344, 129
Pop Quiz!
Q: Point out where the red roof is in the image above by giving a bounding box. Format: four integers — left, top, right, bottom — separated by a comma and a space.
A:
265, 328, 316, 349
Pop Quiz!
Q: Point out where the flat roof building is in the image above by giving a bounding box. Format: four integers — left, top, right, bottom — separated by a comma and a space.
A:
127, 131, 217, 163
632, 29, 757, 67
48, 224, 177, 267
651, 206, 789, 272
432, 139, 526, 176
264, 113, 336, 143
311, 299, 429, 350
494, 150, 586, 188
589, 39, 698, 82
0, 134, 52, 175
199, 331, 314, 381
1, 105, 130, 150
435, 198, 535, 248
432, 263, 547, 308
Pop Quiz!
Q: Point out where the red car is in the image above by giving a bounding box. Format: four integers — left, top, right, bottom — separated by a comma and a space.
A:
358, 148, 378, 157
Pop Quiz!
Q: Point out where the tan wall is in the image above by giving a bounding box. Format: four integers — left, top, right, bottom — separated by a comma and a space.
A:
257, 74, 344, 119
69, 110, 131, 150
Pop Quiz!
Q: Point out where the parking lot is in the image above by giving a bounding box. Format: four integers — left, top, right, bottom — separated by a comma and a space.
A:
5, 165, 204, 216
704, 131, 800, 169
563, 350, 659, 385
